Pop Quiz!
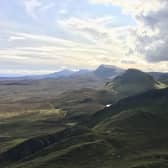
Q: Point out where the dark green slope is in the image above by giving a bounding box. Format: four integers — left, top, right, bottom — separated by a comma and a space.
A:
159, 75, 168, 84
105, 69, 166, 98
51, 88, 115, 119
91, 87, 168, 125
149, 72, 168, 84
1, 88, 168, 168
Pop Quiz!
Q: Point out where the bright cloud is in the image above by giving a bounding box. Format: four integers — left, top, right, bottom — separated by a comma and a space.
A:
22, 0, 55, 19
89, 0, 168, 64
90, 0, 164, 15
0, 0, 167, 74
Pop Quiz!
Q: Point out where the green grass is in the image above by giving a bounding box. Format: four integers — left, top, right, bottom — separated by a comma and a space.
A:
0, 108, 68, 155
0, 80, 168, 168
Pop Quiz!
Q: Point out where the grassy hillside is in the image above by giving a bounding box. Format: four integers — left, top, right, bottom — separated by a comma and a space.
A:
105, 69, 166, 98
0, 108, 68, 154
149, 72, 168, 85
1, 88, 168, 168
159, 76, 168, 84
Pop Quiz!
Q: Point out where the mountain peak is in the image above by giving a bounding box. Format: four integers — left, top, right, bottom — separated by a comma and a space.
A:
95, 64, 124, 79
126, 68, 144, 73
98, 64, 119, 69
118, 68, 155, 83
105, 68, 165, 97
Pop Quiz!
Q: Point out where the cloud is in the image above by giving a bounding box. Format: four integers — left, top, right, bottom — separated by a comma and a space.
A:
135, 2, 168, 62
0, 30, 125, 72
58, 16, 114, 42
58, 16, 128, 47
8, 36, 26, 42
2, 14, 167, 74
58, 16, 141, 65
89, 0, 168, 63
1, 0, 168, 74
89, 0, 164, 15
58, 9, 68, 15
22, 0, 55, 19
23, 0, 42, 18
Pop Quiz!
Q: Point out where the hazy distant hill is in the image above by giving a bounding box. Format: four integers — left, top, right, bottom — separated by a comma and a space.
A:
45, 69, 75, 78
1, 66, 168, 84
0, 64, 124, 82
0, 70, 76, 81
94, 64, 124, 79
0, 65, 123, 81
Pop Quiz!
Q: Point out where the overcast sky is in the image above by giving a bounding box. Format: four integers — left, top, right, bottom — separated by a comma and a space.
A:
0, 0, 168, 75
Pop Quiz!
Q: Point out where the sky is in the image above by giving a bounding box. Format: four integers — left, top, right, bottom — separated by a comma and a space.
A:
0, 0, 168, 75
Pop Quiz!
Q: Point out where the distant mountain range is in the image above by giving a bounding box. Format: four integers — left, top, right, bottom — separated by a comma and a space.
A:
0, 65, 122, 81
94, 64, 124, 79
1, 65, 168, 83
